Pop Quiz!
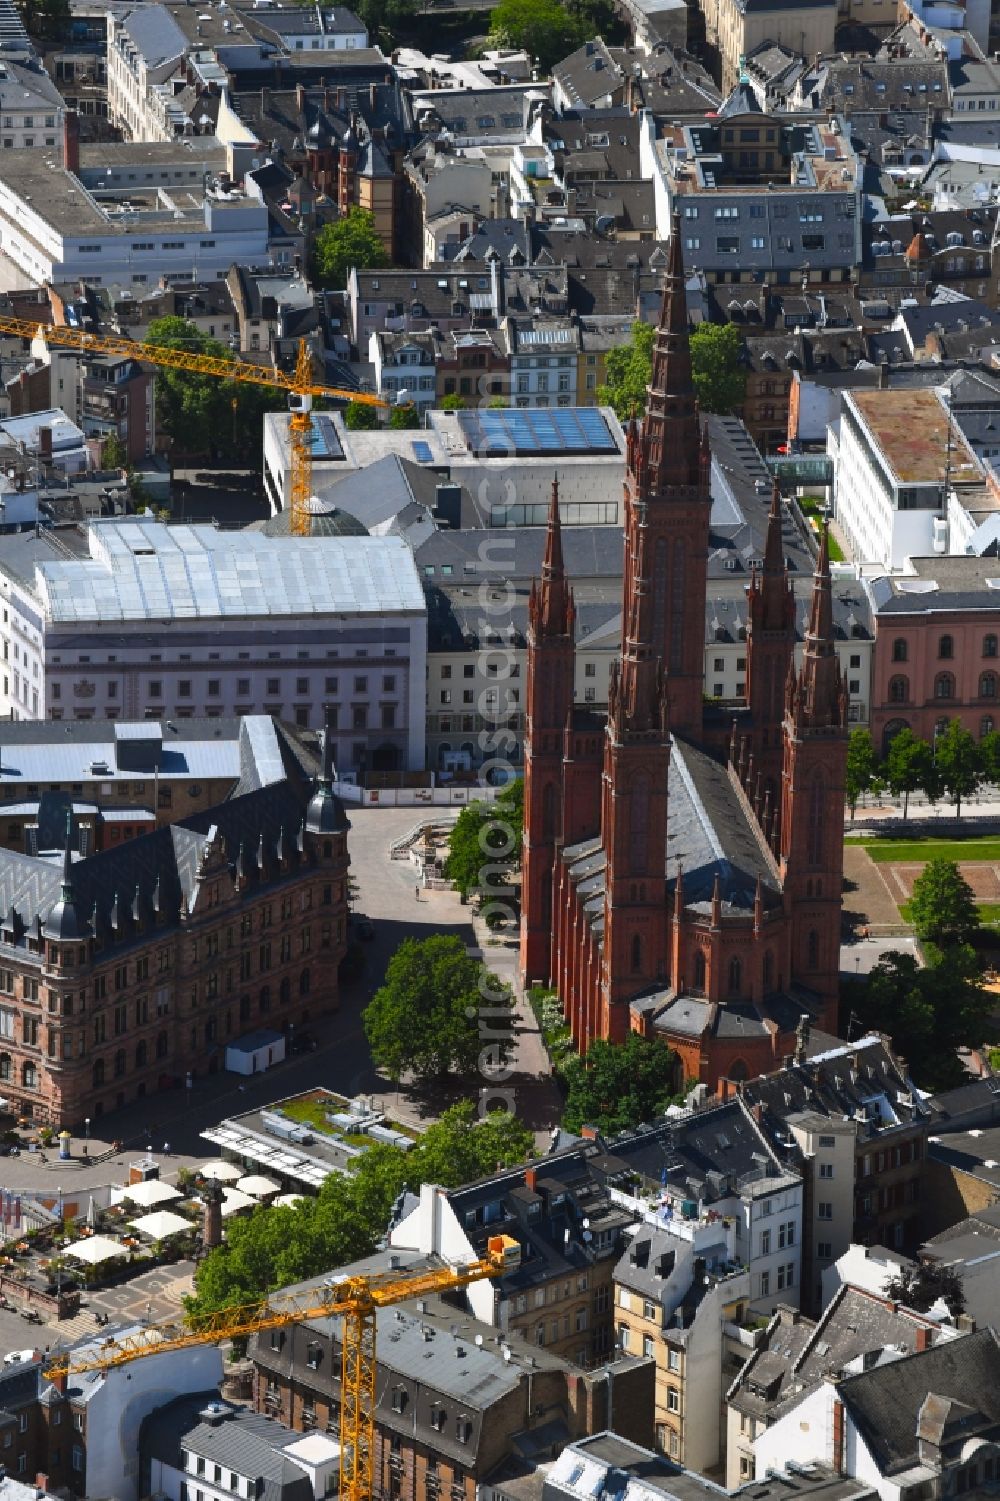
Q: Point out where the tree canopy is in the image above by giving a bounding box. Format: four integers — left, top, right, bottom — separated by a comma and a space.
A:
363, 933, 516, 1085
561, 1033, 682, 1135
909, 858, 979, 947
187, 1102, 533, 1319
845, 729, 880, 818
884, 728, 937, 819
313, 207, 387, 291
388, 402, 421, 430
933, 719, 983, 817
597, 321, 654, 420
488, 0, 584, 73
344, 400, 380, 431
885, 1261, 965, 1317
443, 780, 523, 909
689, 323, 746, 415
145, 316, 285, 462
844, 944, 990, 1092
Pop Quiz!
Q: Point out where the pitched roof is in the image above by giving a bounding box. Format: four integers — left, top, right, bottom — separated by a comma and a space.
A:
840, 1327, 1000, 1474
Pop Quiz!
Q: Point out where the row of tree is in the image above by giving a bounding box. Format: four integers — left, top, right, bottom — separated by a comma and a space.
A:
847, 721, 997, 819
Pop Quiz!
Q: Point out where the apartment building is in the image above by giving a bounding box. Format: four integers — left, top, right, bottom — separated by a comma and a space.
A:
250, 1252, 656, 1501
733, 1036, 930, 1314
0, 58, 64, 149
650, 88, 861, 286
701, 0, 836, 93
369, 330, 440, 414
614, 1221, 750, 1470
725, 1287, 961, 1487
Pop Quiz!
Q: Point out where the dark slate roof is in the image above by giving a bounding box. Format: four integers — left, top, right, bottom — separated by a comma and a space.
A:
0, 777, 316, 957
667, 736, 779, 909
553, 37, 625, 109
739, 1036, 924, 1143
839, 1328, 1000, 1475
717, 80, 762, 117
140, 1394, 316, 1501
867, 556, 1000, 614
591, 1097, 782, 1201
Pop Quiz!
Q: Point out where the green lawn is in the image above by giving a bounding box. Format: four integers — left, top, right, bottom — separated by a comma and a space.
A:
281, 1090, 420, 1141
845, 835, 1000, 863
899, 900, 1000, 928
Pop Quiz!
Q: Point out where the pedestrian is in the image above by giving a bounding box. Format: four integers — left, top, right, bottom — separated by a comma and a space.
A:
414, 884, 420, 901
162, 1142, 170, 1155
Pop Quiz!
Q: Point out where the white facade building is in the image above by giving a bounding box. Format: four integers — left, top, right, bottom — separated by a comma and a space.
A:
831, 386, 982, 569
0, 520, 427, 771
505, 321, 580, 408
368, 332, 438, 413
0, 142, 279, 291
71, 1336, 224, 1501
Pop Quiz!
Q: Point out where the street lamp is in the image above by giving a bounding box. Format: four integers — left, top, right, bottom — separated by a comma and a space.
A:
83, 1118, 89, 1158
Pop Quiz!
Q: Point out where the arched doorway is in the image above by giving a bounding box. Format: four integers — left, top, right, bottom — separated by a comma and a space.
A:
881, 718, 909, 755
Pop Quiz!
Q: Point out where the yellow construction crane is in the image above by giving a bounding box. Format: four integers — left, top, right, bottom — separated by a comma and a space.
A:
0, 316, 386, 537
43, 1234, 520, 1501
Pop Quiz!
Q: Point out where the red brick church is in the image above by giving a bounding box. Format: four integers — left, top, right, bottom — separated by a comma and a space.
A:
519, 230, 848, 1091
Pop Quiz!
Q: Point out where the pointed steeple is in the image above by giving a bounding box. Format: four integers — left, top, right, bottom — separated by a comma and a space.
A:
637, 214, 702, 496
305, 704, 348, 835
798, 523, 845, 730
43, 810, 89, 941
530, 475, 574, 638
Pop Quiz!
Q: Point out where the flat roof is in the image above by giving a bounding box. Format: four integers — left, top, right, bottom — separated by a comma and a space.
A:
30, 521, 425, 623
849, 388, 981, 486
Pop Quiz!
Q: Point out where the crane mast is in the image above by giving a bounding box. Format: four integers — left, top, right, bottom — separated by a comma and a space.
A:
0, 316, 385, 537
43, 1235, 521, 1501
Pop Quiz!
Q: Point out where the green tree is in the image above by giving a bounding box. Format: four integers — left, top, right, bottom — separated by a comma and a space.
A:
145, 316, 284, 462
388, 402, 421, 430
597, 320, 654, 420
689, 322, 747, 414
933, 719, 982, 817
845, 728, 880, 819
102, 433, 128, 471
909, 858, 979, 947
363, 934, 516, 1085
187, 1103, 532, 1319
444, 780, 523, 904
562, 1033, 681, 1135
979, 729, 1000, 785
845, 944, 989, 1092
885, 1261, 965, 1316
344, 401, 380, 431
884, 728, 936, 819
488, 0, 583, 73
313, 207, 387, 291
440, 394, 467, 411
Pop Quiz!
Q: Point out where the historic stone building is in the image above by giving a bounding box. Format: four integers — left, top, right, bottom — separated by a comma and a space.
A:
519, 226, 848, 1090
0, 717, 349, 1125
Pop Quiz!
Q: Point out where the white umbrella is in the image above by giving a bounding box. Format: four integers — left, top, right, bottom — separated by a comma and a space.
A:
123, 1180, 182, 1208
129, 1210, 192, 1240
66, 1235, 126, 1265
236, 1174, 280, 1198
198, 1161, 242, 1182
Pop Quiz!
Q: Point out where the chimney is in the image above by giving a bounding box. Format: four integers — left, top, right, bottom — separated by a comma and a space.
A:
370, 82, 378, 111
915, 1325, 933, 1352
38, 426, 53, 462
525, 1167, 538, 1192
296, 82, 306, 114
63, 110, 80, 174
35, 1476, 48, 1495
261, 85, 270, 114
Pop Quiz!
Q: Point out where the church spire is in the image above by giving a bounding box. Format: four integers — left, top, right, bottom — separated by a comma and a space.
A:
798, 524, 845, 730
531, 475, 573, 638
637, 213, 702, 496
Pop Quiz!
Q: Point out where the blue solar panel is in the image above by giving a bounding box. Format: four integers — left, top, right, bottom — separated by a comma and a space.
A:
412, 440, 433, 463
456, 408, 617, 457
